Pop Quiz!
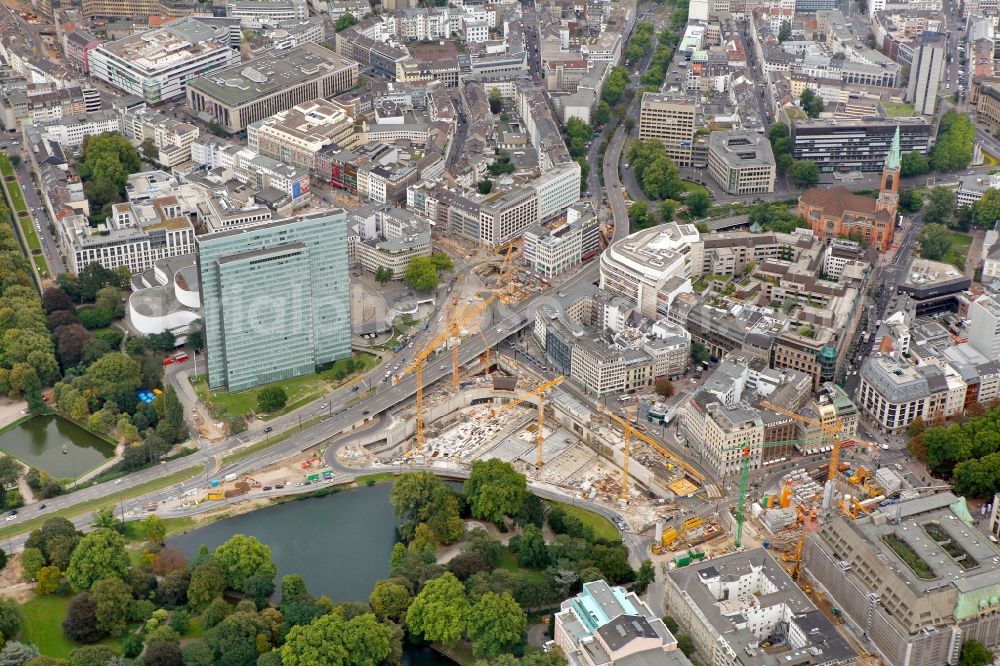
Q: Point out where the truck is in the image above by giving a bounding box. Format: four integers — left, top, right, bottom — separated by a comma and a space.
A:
172, 352, 189, 363
223, 473, 238, 482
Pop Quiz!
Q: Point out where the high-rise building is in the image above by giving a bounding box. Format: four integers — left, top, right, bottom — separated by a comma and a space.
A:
968, 293, 1000, 360
906, 31, 946, 115
637, 92, 697, 167
197, 211, 351, 392
790, 117, 930, 172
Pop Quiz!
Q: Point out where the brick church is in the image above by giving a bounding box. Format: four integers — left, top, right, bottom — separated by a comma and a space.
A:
796, 127, 901, 253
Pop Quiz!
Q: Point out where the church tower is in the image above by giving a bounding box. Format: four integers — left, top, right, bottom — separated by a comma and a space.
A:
876, 127, 901, 217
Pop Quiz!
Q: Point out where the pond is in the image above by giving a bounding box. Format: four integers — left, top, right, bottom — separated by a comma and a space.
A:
169, 484, 455, 665
0, 415, 115, 479
169, 484, 402, 603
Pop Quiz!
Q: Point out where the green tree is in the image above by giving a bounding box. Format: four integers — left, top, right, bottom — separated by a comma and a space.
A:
467, 592, 526, 659
256, 386, 287, 413
634, 559, 655, 593
488, 88, 503, 114
281, 611, 395, 666
477, 180, 494, 195
214, 534, 277, 596
799, 88, 822, 117
406, 572, 469, 645
924, 187, 956, 226
91, 577, 132, 637
36, 566, 62, 594
146, 331, 176, 352
0, 642, 39, 665
601, 67, 629, 105
930, 111, 974, 172
188, 562, 226, 611
83, 353, 141, 412
594, 101, 612, 126
374, 267, 393, 284
143, 641, 183, 666
465, 459, 527, 523
0, 597, 22, 639
66, 529, 130, 592
916, 223, 953, 261
181, 642, 214, 666
630, 200, 650, 230
655, 378, 675, 397
369, 580, 412, 622
789, 161, 820, 188
206, 609, 268, 666
900, 151, 930, 177
509, 524, 548, 569
676, 633, 695, 657
92, 507, 117, 531
778, 20, 791, 43
404, 256, 443, 292
143, 514, 167, 543
140, 138, 159, 162
187, 319, 204, 351
20, 547, 44, 580
972, 188, 1000, 228
691, 341, 709, 365
899, 188, 923, 214
959, 639, 993, 666
334, 12, 358, 31
0, 457, 21, 488
686, 190, 711, 217
280, 574, 309, 603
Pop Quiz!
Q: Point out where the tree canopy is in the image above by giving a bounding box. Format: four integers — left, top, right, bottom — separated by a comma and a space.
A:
405, 572, 469, 645
930, 111, 974, 172
465, 459, 528, 523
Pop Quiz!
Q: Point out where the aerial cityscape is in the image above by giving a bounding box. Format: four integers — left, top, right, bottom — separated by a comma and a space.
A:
0, 0, 998, 662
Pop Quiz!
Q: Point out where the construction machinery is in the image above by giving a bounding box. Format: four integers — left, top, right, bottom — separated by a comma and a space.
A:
597, 405, 706, 487
493, 241, 524, 305
721, 437, 824, 548
760, 401, 844, 484
397, 296, 497, 453
487, 376, 566, 467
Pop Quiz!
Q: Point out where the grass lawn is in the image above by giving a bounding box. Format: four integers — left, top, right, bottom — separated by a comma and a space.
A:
0, 467, 201, 541
355, 472, 399, 486
883, 101, 915, 117
33, 254, 48, 277
195, 352, 380, 421
941, 231, 973, 270
122, 515, 196, 543
21, 595, 126, 658
184, 617, 205, 639
433, 642, 476, 666
0, 155, 13, 178
497, 548, 548, 582
545, 500, 620, 542
680, 180, 711, 199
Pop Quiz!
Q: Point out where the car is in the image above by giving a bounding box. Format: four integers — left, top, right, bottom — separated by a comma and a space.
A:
352, 385, 360, 392
362, 409, 370, 415
6, 511, 16, 521
263, 426, 273, 433
263, 486, 272, 491
38, 503, 46, 509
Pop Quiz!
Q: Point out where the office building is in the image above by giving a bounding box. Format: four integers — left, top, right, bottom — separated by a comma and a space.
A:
532, 163, 582, 222
197, 211, 351, 392
554, 580, 689, 666
186, 44, 359, 133
83, 0, 196, 18
665, 548, 857, 666
600, 223, 700, 320
706, 130, 777, 195
790, 117, 931, 172
968, 293, 1000, 360
354, 230, 430, 279
89, 17, 239, 104
522, 205, 601, 278
638, 92, 697, 167
37, 110, 121, 148
247, 99, 358, 172
906, 32, 946, 115
856, 354, 966, 433
686, 391, 764, 477
478, 187, 539, 247
806, 493, 1000, 666
225, 0, 307, 28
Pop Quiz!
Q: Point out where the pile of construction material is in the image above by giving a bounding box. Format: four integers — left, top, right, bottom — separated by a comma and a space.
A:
782, 469, 823, 505
762, 507, 797, 533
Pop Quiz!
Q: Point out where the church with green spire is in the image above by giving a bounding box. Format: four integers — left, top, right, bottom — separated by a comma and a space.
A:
796, 126, 900, 253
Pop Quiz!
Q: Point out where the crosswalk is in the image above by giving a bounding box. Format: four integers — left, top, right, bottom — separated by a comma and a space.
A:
703, 483, 724, 499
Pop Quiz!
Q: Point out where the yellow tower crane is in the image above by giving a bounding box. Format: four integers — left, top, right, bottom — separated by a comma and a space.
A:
397, 296, 497, 453
759, 401, 844, 483
487, 376, 565, 467
597, 405, 707, 484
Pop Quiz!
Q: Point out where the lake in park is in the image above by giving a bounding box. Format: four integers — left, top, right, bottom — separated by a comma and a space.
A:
0, 414, 115, 479
169, 483, 455, 664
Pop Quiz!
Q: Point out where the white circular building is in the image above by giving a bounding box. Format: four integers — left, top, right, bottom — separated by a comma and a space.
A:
599, 222, 700, 319
128, 254, 202, 337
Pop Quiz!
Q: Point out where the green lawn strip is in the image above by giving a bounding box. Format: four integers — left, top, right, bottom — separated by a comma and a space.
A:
0, 156, 13, 178
195, 352, 380, 421
883, 101, 915, 117
20, 595, 126, 658
680, 179, 711, 199
354, 472, 399, 486
544, 500, 619, 542
33, 254, 48, 276
0, 467, 201, 540
122, 515, 196, 543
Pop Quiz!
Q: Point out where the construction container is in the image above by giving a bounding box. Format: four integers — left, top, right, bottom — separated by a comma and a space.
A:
673, 553, 691, 567
780, 485, 792, 508
875, 467, 902, 494
689, 548, 705, 561
210, 479, 220, 488
207, 491, 223, 500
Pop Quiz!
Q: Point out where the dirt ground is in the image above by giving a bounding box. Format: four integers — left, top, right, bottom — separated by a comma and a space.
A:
0, 397, 27, 430
0, 552, 35, 603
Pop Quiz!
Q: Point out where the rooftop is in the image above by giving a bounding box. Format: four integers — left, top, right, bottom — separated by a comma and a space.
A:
97, 17, 231, 71
187, 43, 357, 107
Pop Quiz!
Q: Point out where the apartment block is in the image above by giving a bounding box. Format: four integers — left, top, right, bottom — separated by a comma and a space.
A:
37, 110, 121, 148
197, 211, 351, 392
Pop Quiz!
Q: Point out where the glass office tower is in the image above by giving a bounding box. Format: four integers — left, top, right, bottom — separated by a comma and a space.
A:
197, 210, 350, 392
